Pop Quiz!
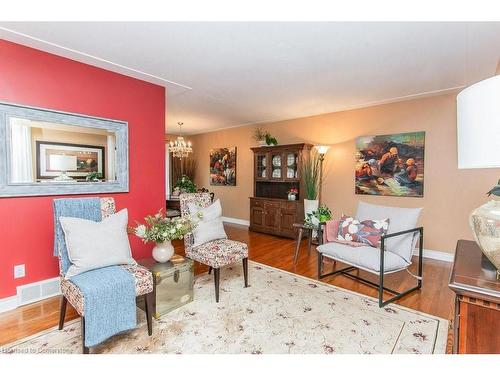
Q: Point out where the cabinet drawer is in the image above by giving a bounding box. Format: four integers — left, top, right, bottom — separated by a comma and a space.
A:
250, 199, 264, 208
264, 201, 280, 209
280, 201, 299, 210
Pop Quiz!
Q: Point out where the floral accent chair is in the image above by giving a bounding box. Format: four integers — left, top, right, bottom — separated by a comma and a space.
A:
179, 193, 249, 302
55, 197, 154, 354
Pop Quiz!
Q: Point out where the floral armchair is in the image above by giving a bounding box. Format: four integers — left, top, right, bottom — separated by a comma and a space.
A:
179, 193, 249, 302
54, 197, 154, 354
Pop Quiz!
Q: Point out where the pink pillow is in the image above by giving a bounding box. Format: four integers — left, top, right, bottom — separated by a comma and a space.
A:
322, 219, 340, 243
337, 214, 390, 248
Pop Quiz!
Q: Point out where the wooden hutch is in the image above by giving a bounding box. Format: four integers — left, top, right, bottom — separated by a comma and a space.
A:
249, 143, 312, 238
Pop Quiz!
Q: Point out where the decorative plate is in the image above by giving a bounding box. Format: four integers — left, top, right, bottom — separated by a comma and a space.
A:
272, 156, 281, 167
287, 154, 295, 166
287, 168, 295, 178
261, 169, 266, 178
261, 157, 266, 166
272, 169, 281, 178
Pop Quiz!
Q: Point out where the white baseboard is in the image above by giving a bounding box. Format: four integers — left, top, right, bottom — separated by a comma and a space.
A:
414, 248, 454, 262
222, 216, 250, 226
0, 277, 61, 314
0, 296, 17, 314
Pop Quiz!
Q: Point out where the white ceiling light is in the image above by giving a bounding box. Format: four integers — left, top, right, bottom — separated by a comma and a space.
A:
457, 75, 500, 169
168, 122, 193, 158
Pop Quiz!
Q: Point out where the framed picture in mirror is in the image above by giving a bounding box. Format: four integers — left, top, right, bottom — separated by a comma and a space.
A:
36, 141, 105, 181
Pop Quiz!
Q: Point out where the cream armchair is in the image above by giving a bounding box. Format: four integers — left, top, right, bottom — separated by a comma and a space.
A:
317, 201, 423, 307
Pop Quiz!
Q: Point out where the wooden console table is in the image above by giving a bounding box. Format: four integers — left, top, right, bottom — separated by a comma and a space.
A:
449, 240, 500, 353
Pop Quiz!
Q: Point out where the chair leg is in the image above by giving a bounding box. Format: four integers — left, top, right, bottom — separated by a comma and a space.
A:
307, 229, 312, 256
293, 228, 303, 264
59, 295, 67, 330
81, 317, 89, 354
214, 268, 220, 302
317, 251, 323, 279
208, 266, 212, 275
378, 271, 385, 308
144, 292, 153, 336
243, 257, 249, 287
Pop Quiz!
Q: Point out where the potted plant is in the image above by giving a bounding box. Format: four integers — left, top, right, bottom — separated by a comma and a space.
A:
265, 132, 278, 146
301, 151, 321, 218
172, 175, 197, 196
287, 187, 298, 200
130, 209, 195, 263
85, 171, 102, 182
253, 127, 278, 146
253, 127, 267, 146
305, 205, 332, 226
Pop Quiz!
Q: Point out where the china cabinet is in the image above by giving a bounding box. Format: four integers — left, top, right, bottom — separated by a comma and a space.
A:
250, 143, 312, 238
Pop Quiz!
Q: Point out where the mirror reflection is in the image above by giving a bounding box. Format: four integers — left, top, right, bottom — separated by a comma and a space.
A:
10, 117, 117, 184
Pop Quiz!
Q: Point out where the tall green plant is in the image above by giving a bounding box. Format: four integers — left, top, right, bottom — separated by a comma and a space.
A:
302, 151, 321, 200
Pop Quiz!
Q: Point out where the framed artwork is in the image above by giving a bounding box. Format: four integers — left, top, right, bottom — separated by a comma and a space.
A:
355, 131, 425, 197
36, 141, 105, 180
209, 147, 237, 186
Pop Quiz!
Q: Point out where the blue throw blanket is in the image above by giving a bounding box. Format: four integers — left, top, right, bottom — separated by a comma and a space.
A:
70, 266, 136, 347
53, 198, 137, 347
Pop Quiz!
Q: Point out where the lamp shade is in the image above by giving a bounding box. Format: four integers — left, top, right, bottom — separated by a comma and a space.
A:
315, 145, 330, 155
457, 75, 500, 169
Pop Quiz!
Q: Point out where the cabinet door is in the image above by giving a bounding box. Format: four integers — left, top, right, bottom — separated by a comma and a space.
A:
255, 153, 268, 180
280, 207, 297, 237
264, 202, 281, 231
284, 150, 300, 181
250, 206, 265, 228
270, 153, 283, 180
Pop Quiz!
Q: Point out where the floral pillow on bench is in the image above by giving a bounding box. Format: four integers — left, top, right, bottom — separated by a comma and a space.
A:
337, 215, 390, 248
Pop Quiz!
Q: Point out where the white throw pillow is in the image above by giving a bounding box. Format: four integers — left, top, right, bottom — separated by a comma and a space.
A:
60, 208, 136, 279
187, 199, 227, 247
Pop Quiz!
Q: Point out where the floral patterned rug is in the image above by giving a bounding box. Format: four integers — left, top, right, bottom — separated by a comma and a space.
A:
1, 261, 448, 354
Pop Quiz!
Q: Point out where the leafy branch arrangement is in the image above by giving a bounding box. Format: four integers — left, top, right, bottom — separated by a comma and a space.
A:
301, 151, 321, 200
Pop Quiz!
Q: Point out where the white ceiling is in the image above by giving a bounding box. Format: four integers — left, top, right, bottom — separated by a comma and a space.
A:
1, 22, 499, 134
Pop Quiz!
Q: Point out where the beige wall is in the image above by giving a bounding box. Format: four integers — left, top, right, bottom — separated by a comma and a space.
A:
191, 92, 500, 253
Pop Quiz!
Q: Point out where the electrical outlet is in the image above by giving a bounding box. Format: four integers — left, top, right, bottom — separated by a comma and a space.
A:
14, 264, 25, 279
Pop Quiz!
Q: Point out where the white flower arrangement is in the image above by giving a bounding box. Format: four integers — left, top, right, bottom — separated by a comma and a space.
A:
129, 209, 195, 244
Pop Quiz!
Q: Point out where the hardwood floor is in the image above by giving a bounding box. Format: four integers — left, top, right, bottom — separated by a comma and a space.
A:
0, 223, 455, 352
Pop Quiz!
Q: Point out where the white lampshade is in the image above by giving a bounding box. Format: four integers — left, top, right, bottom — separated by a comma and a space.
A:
457, 75, 500, 169
50, 154, 77, 171
315, 145, 330, 155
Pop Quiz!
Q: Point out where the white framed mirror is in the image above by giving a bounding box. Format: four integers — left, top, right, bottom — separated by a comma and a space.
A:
0, 102, 129, 197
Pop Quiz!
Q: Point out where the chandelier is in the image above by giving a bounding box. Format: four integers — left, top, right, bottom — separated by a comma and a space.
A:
168, 122, 193, 158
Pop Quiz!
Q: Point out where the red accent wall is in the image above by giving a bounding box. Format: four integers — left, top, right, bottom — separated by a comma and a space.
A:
0, 40, 166, 299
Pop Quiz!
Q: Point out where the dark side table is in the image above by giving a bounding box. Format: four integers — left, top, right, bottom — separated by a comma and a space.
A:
449, 240, 500, 353
293, 223, 323, 264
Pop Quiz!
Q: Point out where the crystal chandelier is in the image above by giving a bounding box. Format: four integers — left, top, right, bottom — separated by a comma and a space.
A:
168, 122, 193, 158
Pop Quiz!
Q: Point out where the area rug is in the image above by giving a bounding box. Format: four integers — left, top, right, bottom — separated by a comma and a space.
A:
1, 261, 448, 354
